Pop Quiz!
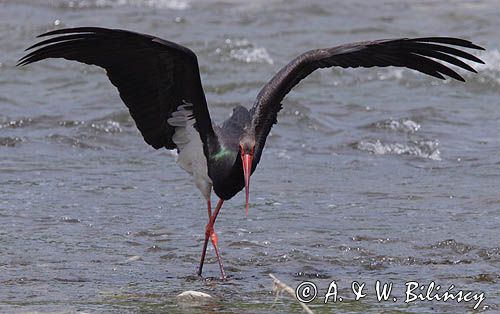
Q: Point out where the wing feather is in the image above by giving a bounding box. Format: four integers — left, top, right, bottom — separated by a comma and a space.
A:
249, 37, 485, 164
18, 27, 214, 150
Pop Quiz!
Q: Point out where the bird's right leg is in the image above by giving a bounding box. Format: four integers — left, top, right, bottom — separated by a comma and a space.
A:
208, 199, 225, 279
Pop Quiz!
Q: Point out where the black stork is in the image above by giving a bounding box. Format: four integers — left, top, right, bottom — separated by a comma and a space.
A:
18, 27, 484, 279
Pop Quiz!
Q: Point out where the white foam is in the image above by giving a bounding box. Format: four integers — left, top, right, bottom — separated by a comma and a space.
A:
375, 118, 421, 133
475, 49, 500, 72
466, 49, 500, 85
90, 120, 122, 133
355, 139, 441, 161
217, 38, 274, 65
229, 47, 274, 64
78, 0, 190, 9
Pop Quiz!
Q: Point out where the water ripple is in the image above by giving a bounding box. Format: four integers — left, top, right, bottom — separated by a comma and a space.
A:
0, 136, 24, 147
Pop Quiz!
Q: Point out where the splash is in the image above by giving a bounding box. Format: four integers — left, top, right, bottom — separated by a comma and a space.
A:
229, 47, 274, 65
475, 49, 500, 72
372, 118, 421, 133
467, 49, 500, 86
217, 38, 274, 65
354, 139, 441, 160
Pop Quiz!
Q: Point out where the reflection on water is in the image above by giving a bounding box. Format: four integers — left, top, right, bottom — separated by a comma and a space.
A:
0, 0, 499, 313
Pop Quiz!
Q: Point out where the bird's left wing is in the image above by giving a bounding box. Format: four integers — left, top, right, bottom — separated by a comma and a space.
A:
249, 37, 485, 163
18, 27, 215, 150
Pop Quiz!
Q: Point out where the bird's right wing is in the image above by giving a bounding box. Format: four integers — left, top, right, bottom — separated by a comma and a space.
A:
249, 37, 485, 163
18, 27, 215, 150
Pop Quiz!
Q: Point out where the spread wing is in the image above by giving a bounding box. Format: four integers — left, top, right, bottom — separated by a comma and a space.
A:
18, 27, 214, 150
249, 37, 485, 164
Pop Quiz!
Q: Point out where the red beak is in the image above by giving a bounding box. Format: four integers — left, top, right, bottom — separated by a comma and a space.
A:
242, 153, 252, 217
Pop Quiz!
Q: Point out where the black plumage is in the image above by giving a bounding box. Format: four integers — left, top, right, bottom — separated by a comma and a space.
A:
249, 37, 484, 166
19, 28, 484, 278
19, 27, 215, 150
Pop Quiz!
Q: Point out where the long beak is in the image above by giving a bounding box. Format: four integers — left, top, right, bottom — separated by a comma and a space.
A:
241, 153, 252, 217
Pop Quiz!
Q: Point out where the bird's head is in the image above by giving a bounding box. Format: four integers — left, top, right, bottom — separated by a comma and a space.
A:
239, 133, 256, 217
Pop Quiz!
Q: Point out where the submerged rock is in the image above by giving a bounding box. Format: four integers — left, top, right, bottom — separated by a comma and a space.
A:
176, 290, 213, 301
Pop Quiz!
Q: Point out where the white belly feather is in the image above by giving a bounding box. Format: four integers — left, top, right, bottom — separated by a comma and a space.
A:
167, 102, 212, 200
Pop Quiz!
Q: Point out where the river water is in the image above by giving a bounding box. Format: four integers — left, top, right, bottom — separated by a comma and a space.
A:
0, 0, 499, 313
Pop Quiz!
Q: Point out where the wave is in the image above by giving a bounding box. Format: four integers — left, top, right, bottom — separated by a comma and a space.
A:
0, 117, 34, 129
89, 120, 122, 134
0, 136, 24, 147
55, 0, 189, 10
353, 139, 441, 160
364, 118, 421, 133
47, 134, 101, 150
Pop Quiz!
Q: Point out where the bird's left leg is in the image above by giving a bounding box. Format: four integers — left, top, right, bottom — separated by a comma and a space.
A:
207, 198, 225, 279
197, 198, 226, 278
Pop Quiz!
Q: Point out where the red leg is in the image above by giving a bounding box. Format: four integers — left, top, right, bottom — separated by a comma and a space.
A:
197, 200, 212, 276
209, 199, 225, 279
207, 199, 212, 217
197, 198, 226, 279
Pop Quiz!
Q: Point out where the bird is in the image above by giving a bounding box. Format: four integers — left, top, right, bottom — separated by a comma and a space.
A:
18, 27, 484, 279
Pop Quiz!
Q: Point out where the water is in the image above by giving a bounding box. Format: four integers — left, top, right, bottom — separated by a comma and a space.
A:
1, 0, 499, 313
